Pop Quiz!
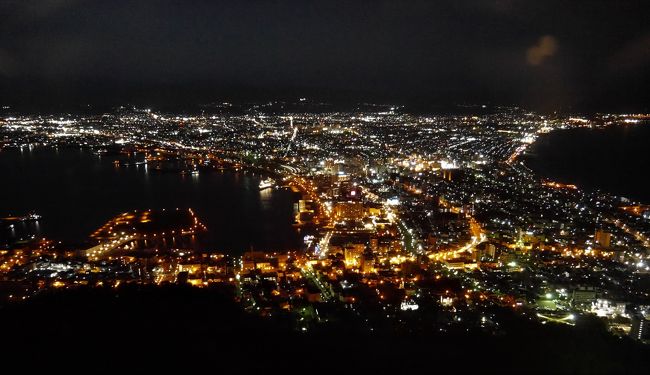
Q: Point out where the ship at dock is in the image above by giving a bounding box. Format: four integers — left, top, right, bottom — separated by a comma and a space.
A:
259, 178, 275, 190
1, 212, 42, 222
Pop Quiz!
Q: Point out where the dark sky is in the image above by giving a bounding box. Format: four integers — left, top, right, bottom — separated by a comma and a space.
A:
1, 0, 649, 112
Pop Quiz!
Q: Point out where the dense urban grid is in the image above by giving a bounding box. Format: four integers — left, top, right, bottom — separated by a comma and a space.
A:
2, 102, 650, 345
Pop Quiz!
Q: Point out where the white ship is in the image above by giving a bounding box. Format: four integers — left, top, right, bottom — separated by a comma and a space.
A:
259, 178, 275, 190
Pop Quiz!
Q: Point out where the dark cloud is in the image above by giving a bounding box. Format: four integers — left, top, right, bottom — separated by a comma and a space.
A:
527, 36, 558, 66
610, 33, 650, 71
0, 0, 648, 112
0, 0, 79, 24
0, 49, 16, 77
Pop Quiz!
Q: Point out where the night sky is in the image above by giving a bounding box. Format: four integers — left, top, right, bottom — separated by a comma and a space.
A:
1, 0, 649, 112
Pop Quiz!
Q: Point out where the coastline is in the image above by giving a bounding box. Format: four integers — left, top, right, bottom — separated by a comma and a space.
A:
520, 122, 650, 204
0, 146, 302, 253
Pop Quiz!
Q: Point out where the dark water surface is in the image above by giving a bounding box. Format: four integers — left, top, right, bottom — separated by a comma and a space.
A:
524, 123, 650, 203
0, 147, 301, 252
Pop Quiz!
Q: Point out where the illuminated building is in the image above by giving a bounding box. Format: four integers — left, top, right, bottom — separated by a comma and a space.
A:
296, 200, 316, 224
630, 315, 650, 341
242, 252, 288, 273
594, 230, 612, 248
571, 287, 598, 308
475, 242, 496, 260
344, 244, 364, 268
360, 245, 375, 274
591, 299, 626, 318
298, 200, 315, 212
333, 201, 365, 220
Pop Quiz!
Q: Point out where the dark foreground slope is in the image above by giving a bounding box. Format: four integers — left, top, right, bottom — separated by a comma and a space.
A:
1, 285, 648, 374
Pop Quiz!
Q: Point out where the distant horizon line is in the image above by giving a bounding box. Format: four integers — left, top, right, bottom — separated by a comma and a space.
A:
1, 100, 649, 116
